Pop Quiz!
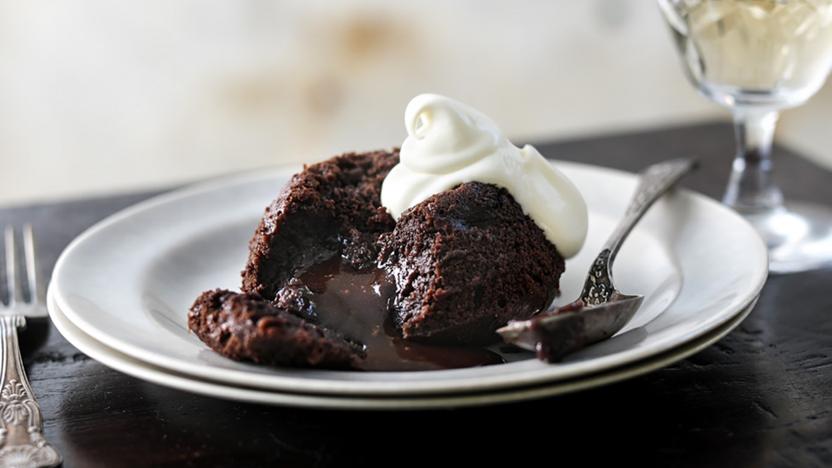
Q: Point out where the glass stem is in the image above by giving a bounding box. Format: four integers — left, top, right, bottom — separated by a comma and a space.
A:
723, 108, 783, 214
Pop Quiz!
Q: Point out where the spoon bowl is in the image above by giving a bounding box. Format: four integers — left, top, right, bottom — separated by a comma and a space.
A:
498, 293, 643, 361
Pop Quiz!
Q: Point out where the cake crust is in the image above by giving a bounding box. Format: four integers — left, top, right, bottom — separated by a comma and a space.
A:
378, 182, 565, 345
241, 150, 399, 300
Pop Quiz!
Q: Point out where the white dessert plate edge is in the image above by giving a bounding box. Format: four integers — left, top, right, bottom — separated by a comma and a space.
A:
48, 288, 757, 409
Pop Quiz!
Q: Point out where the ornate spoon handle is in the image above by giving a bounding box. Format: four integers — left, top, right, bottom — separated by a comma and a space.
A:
580, 159, 697, 305
0, 316, 61, 467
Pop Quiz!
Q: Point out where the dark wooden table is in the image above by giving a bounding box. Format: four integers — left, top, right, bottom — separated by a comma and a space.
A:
2, 122, 830, 467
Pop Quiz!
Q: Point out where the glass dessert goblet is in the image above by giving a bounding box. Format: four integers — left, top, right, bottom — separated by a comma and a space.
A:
658, 0, 832, 273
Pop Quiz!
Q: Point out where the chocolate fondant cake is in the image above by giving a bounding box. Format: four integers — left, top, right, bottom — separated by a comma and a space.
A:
189, 151, 566, 370
187, 93, 590, 371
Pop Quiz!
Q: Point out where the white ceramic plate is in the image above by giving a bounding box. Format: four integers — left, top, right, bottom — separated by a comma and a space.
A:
48, 289, 757, 409
50, 161, 768, 396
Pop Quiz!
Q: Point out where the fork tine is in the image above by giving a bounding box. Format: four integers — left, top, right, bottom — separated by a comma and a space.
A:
4, 227, 23, 305
23, 224, 40, 304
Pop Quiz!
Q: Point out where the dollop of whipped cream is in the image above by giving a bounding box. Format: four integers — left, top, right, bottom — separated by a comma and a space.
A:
380, 94, 588, 258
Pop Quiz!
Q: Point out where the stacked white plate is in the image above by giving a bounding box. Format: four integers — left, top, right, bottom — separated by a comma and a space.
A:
47, 162, 768, 410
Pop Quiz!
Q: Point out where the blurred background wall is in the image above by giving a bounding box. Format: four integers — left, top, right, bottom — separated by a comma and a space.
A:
1, 0, 830, 205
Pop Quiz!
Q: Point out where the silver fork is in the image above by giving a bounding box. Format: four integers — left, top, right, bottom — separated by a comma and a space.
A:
0, 226, 61, 467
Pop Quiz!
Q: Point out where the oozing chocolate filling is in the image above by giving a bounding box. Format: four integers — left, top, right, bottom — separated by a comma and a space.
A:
299, 257, 503, 371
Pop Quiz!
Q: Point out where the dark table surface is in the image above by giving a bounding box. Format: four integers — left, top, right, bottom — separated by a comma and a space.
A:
1, 122, 831, 468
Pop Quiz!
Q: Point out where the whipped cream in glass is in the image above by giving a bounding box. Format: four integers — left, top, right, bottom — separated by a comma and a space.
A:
381, 94, 588, 258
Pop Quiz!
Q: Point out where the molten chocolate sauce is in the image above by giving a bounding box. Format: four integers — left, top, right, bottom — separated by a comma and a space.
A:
300, 257, 503, 371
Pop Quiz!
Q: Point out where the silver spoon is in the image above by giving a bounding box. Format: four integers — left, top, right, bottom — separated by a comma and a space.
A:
497, 158, 697, 361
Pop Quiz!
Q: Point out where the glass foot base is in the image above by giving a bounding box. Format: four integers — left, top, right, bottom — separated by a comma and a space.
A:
743, 202, 832, 274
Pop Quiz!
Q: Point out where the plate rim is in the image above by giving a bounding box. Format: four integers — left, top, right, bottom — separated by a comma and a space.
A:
50, 160, 769, 395
48, 289, 757, 409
